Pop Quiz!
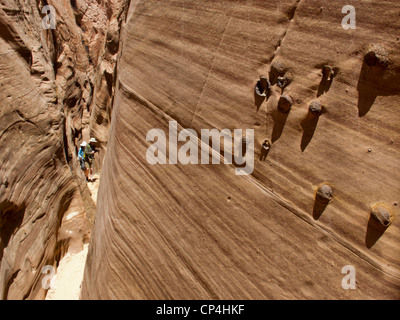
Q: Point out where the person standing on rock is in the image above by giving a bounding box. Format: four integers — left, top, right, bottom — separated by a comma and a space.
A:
84, 138, 97, 182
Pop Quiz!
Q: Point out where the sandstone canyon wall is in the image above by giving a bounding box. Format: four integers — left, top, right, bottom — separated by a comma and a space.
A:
81, 0, 400, 299
0, 0, 129, 299
1, 0, 399, 300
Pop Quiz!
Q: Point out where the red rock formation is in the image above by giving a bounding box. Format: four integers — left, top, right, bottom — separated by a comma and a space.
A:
81, 0, 400, 299
2, 0, 399, 300
0, 0, 129, 299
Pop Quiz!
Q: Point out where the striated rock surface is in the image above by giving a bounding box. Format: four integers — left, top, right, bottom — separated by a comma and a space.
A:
0, 0, 129, 299
1, 0, 399, 300
81, 0, 400, 299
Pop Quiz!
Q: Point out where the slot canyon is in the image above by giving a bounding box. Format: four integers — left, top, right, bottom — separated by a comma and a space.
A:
0, 0, 399, 300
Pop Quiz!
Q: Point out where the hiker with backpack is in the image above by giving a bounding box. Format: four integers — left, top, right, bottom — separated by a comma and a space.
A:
78, 142, 87, 172
84, 138, 97, 182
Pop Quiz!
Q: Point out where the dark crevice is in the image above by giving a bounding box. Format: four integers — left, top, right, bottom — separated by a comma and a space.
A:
287, 0, 301, 21
267, 0, 301, 64
0, 202, 26, 262
70, 0, 77, 10
62, 116, 71, 165
105, 71, 114, 97
3, 269, 20, 300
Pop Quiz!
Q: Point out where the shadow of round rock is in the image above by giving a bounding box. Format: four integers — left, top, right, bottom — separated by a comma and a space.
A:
356, 43, 400, 117
300, 100, 323, 152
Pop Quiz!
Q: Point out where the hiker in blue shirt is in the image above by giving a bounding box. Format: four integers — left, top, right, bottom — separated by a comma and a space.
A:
78, 142, 86, 172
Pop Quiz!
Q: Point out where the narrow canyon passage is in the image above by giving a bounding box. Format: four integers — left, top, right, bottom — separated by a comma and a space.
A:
46, 174, 100, 300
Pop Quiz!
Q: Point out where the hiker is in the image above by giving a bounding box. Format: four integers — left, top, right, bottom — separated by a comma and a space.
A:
262, 139, 271, 151
84, 138, 97, 182
78, 142, 86, 172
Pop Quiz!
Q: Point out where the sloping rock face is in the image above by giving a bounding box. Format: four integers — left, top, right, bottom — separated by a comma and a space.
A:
82, 0, 400, 299
0, 0, 128, 299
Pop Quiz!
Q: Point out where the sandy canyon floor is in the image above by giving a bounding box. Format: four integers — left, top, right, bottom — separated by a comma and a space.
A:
45, 175, 99, 300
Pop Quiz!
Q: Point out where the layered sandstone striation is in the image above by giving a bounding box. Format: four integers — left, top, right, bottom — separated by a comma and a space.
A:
2, 0, 399, 300
81, 0, 400, 299
0, 0, 129, 299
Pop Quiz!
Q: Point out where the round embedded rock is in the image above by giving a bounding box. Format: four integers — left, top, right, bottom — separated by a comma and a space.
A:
269, 61, 288, 84
371, 206, 392, 227
277, 95, 293, 113
316, 184, 333, 204
270, 61, 286, 75
277, 75, 290, 89
364, 44, 389, 68
309, 100, 322, 115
